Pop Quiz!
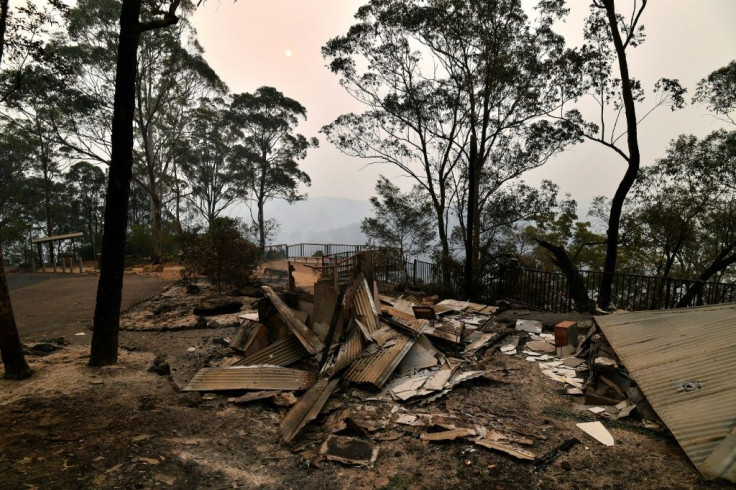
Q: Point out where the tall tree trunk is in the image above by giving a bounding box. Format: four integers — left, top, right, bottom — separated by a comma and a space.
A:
150, 192, 162, 264
0, 250, 33, 379
464, 134, 479, 299
0, 0, 33, 379
598, 0, 641, 309
0, 0, 7, 65
89, 0, 144, 366
257, 199, 265, 252
257, 158, 267, 251
44, 166, 55, 266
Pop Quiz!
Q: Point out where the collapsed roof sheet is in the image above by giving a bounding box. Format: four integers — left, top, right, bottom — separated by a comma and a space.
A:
262, 286, 324, 355
595, 304, 736, 482
353, 274, 380, 335
182, 366, 316, 392
234, 335, 308, 367
344, 332, 417, 389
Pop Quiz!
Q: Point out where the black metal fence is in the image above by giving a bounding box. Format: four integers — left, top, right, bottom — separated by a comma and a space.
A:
265, 243, 736, 312
495, 266, 736, 311
263, 243, 372, 260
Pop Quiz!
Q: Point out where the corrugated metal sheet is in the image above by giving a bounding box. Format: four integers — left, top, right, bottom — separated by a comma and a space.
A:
280, 377, 340, 442
332, 322, 366, 374
596, 304, 736, 482
354, 274, 380, 335
344, 333, 416, 388
234, 336, 308, 367
229, 321, 268, 354
262, 286, 324, 355
182, 366, 316, 392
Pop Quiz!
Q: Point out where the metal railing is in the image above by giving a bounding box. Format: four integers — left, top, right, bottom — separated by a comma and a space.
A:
263, 243, 372, 260
496, 266, 736, 312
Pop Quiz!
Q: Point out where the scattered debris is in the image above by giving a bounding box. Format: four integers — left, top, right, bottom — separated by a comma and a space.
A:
515, 319, 542, 334
576, 422, 614, 446
420, 428, 476, 441
319, 435, 379, 467
193, 297, 243, 316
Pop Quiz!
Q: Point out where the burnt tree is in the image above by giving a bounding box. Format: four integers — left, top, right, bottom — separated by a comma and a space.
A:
0, 0, 33, 379
89, 0, 180, 366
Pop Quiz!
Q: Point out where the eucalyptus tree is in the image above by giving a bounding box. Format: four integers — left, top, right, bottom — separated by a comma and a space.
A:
64, 161, 106, 261
178, 97, 239, 227
361, 176, 436, 259
542, 0, 685, 308
324, 0, 583, 298
693, 59, 735, 126
623, 130, 736, 307
133, 17, 225, 263
229, 86, 317, 251
0, 0, 36, 379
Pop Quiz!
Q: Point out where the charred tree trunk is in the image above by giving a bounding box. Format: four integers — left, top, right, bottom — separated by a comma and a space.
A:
89, 0, 143, 366
0, 249, 33, 379
535, 238, 595, 313
0, 0, 33, 379
598, 0, 641, 309
90, 0, 179, 366
464, 134, 479, 300
0, 0, 7, 65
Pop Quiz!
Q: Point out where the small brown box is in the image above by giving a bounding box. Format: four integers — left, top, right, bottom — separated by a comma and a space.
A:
555, 321, 579, 348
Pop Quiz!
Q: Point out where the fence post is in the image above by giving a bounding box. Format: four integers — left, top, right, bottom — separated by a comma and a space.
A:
413, 259, 417, 286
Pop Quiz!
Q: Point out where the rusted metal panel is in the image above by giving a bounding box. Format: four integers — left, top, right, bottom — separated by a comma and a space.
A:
182, 366, 316, 392
230, 321, 268, 355
344, 332, 417, 388
262, 286, 324, 355
353, 274, 380, 335
332, 323, 366, 374
234, 335, 309, 367
596, 304, 736, 482
280, 377, 340, 442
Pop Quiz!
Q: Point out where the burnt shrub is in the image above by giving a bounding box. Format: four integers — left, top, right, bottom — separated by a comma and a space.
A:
181, 217, 260, 292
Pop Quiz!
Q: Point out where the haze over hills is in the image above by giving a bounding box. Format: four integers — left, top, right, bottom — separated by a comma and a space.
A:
265, 197, 371, 245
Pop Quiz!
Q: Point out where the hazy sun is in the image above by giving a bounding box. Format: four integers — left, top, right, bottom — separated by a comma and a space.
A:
285, 49, 293, 58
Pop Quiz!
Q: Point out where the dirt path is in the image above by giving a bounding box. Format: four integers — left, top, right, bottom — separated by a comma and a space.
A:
8, 272, 168, 343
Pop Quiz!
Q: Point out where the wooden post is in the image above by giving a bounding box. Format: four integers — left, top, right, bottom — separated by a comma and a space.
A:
38, 243, 45, 272
288, 261, 295, 291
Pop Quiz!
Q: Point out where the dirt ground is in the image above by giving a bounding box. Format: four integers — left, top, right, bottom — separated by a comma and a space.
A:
8, 271, 168, 342
1, 265, 731, 489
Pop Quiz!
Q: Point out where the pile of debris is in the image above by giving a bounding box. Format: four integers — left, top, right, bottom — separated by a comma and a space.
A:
179, 261, 735, 481
181, 266, 567, 466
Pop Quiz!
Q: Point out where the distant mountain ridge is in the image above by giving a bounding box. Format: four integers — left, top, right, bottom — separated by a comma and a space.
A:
266, 197, 371, 245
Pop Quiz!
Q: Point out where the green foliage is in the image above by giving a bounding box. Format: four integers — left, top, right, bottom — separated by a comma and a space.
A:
126, 224, 154, 258
180, 217, 260, 292
519, 195, 606, 271
177, 97, 239, 226
361, 176, 435, 259
229, 86, 317, 249
693, 59, 736, 124
623, 130, 736, 280
323, 0, 583, 267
